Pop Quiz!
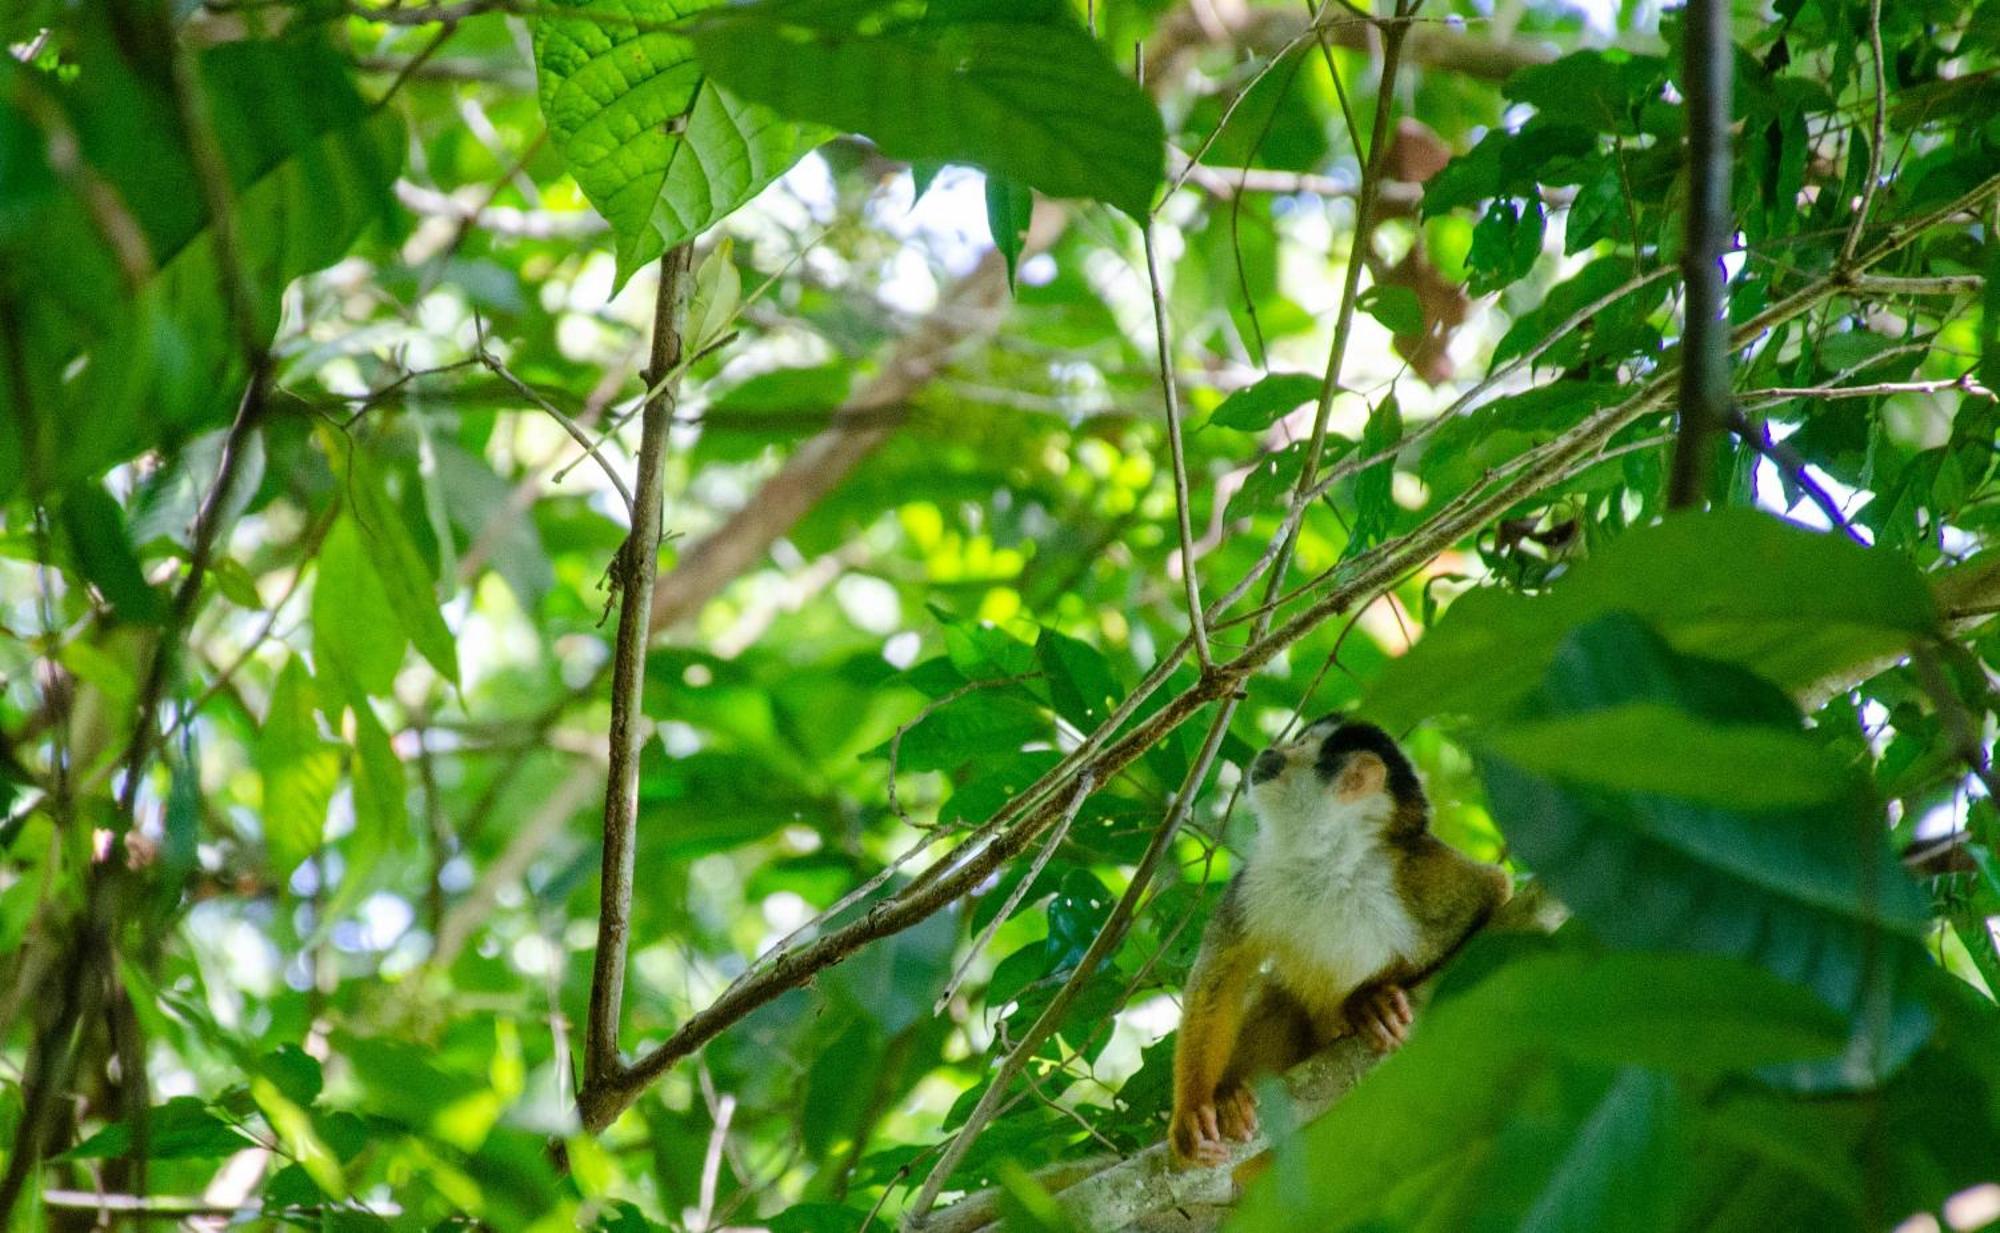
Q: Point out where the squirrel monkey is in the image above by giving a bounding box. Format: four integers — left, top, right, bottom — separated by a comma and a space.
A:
1168, 716, 1509, 1167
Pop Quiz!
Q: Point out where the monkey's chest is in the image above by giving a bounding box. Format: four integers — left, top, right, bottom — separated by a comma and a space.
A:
1240, 861, 1420, 1014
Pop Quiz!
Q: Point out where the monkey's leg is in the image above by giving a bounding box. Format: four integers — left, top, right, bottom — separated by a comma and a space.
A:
1170, 935, 1255, 1167
1212, 982, 1314, 1141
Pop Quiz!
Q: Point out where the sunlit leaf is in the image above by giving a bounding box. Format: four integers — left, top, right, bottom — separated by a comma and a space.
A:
535, 0, 826, 287
689, 0, 1165, 217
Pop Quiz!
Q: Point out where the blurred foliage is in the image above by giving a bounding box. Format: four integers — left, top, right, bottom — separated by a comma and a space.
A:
2, 0, 2000, 1230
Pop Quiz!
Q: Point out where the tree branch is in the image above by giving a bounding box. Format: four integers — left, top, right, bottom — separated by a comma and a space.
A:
1665, 0, 1733, 509
577, 243, 692, 1134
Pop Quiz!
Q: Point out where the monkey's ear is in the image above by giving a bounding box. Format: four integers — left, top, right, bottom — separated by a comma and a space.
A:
1334, 751, 1388, 802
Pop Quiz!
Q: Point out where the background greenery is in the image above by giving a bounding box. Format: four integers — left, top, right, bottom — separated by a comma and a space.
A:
4, 0, 2000, 1229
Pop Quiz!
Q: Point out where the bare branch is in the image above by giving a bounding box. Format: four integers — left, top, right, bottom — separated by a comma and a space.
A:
1846, 273, 1983, 297
1144, 222, 1213, 667
1666, 0, 1734, 510
577, 243, 692, 1134
1739, 375, 1997, 405
1839, 0, 1887, 265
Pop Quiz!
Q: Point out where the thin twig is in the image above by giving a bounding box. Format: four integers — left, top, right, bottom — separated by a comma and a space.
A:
935, 775, 1094, 1014
1723, 407, 1865, 544
476, 340, 637, 515
1143, 223, 1212, 667
1911, 644, 2000, 805
1847, 273, 1982, 297
1738, 374, 1997, 405
1840, 0, 1887, 265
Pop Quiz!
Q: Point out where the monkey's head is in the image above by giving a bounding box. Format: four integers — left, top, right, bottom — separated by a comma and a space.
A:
1246, 715, 1428, 840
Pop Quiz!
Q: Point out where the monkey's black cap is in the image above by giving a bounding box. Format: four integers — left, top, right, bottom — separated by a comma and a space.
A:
1308, 715, 1424, 804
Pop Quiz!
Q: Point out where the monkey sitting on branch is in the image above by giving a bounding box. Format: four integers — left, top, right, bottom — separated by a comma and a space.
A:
1169, 716, 1510, 1167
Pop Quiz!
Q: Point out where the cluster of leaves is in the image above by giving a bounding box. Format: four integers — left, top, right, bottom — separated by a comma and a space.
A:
2, 0, 1999, 1230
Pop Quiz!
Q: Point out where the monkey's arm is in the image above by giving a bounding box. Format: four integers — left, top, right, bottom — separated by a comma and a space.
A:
1345, 842, 1510, 1050
1170, 910, 1258, 1166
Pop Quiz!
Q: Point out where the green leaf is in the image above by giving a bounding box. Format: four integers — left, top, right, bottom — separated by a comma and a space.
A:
337, 440, 459, 686
1344, 393, 1402, 555
1467, 197, 1545, 294
687, 236, 743, 353
1505, 51, 1669, 136
259, 1045, 325, 1109
768, 1203, 867, 1233
61, 482, 165, 624
0, 30, 401, 502
1475, 703, 1854, 809
252, 1075, 347, 1199
1479, 615, 1933, 1080
1036, 629, 1118, 732
347, 694, 410, 878
690, 0, 1165, 217
1359, 284, 1424, 337
985, 173, 1034, 287
61, 1096, 253, 1161
1207, 372, 1322, 432
882, 689, 1048, 772
257, 660, 339, 879
1367, 510, 1938, 729
312, 515, 405, 699
535, 0, 826, 288
1043, 868, 1114, 970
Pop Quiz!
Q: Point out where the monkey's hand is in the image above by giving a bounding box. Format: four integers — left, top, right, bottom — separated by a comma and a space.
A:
1169, 1084, 1256, 1168
1350, 984, 1413, 1051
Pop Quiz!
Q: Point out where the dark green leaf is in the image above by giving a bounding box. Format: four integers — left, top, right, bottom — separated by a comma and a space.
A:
1479, 615, 1933, 1079
62, 482, 165, 624
257, 659, 338, 878
61, 1097, 252, 1161
1358, 285, 1424, 337
1368, 510, 1938, 729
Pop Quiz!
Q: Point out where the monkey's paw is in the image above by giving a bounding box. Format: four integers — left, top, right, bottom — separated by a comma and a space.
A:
1353, 984, 1413, 1051
1216, 1084, 1259, 1141
1169, 1090, 1254, 1169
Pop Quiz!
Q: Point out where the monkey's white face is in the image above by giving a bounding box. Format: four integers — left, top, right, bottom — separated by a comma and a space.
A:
1245, 717, 1390, 841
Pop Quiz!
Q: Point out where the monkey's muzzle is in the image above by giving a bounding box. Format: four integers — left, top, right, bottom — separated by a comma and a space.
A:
1249, 748, 1285, 784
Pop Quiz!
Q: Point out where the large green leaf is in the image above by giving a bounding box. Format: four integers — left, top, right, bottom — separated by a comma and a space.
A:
0, 27, 401, 500
1476, 703, 1853, 809
1478, 615, 1934, 1082
689, 0, 1165, 218
1368, 510, 1938, 728
535, 0, 826, 287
